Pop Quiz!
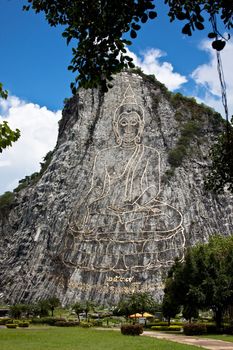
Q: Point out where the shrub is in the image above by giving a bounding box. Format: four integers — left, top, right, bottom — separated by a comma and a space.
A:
148, 321, 183, 327
31, 317, 66, 325
6, 323, 18, 329
168, 145, 186, 167
0, 318, 12, 325
180, 120, 201, 139
0, 191, 15, 210
151, 321, 169, 326
79, 321, 93, 328
18, 322, 29, 328
121, 324, 143, 336
92, 320, 103, 327
183, 323, 207, 335
171, 322, 184, 326
205, 324, 219, 334
224, 324, 233, 335
151, 325, 182, 332
54, 320, 79, 327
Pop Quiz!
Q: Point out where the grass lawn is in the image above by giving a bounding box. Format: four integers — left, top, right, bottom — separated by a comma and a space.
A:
0, 327, 201, 350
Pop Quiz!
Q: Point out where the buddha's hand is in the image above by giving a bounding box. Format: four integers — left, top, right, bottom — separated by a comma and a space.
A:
129, 204, 162, 216
147, 206, 162, 214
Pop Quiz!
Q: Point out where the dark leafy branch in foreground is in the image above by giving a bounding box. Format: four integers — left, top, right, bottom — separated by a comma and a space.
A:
24, 0, 157, 92
0, 83, 20, 153
0, 82, 8, 99
24, 1, 232, 92
166, 0, 232, 51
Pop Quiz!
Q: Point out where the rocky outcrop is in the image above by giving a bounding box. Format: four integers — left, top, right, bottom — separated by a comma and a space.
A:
0, 71, 232, 305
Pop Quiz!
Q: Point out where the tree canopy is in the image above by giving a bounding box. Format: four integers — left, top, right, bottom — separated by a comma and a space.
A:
24, 0, 232, 92
114, 292, 157, 318
163, 235, 233, 329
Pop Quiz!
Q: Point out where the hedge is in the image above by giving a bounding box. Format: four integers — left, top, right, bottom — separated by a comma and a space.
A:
18, 322, 30, 328
31, 317, 66, 325
151, 325, 182, 332
0, 318, 13, 325
79, 321, 94, 328
121, 324, 143, 336
54, 320, 79, 327
183, 323, 207, 335
6, 324, 18, 329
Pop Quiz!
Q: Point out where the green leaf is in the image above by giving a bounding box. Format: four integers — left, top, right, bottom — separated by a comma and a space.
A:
176, 12, 187, 20
148, 11, 157, 20
130, 29, 137, 39
132, 23, 141, 31
141, 14, 148, 23
208, 32, 217, 39
128, 62, 135, 69
182, 23, 192, 36
195, 21, 204, 30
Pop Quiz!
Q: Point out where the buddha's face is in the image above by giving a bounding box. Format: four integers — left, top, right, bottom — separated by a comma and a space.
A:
117, 111, 141, 144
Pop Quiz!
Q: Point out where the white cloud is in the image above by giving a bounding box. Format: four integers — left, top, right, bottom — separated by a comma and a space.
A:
0, 96, 61, 194
191, 38, 233, 118
127, 48, 187, 91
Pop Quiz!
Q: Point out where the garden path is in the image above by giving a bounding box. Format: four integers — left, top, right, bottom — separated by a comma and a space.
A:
143, 330, 233, 350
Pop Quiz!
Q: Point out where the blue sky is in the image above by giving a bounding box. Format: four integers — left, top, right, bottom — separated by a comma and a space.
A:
0, 0, 233, 194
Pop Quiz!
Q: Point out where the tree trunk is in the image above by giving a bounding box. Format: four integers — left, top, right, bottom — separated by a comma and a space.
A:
215, 308, 222, 331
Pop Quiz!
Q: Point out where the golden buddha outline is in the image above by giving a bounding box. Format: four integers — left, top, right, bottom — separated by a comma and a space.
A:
62, 85, 185, 272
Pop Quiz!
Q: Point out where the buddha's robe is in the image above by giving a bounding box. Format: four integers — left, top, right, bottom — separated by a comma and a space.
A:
77, 144, 182, 234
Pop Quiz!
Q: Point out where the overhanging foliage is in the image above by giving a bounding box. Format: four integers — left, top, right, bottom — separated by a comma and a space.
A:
24, 1, 232, 92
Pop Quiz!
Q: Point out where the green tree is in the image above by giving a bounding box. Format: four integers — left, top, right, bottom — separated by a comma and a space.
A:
36, 299, 50, 317
182, 290, 200, 322
115, 292, 156, 321
129, 292, 156, 316
9, 304, 26, 319
46, 297, 61, 317
163, 235, 233, 330
114, 297, 133, 319
72, 301, 83, 322
198, 236, 233, 329
9, 303, 35, 318
162, 277, 181, 325
24, 1, 232, 92
82, 300, 95, 321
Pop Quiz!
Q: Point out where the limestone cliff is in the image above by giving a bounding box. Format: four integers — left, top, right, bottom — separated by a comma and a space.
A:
0, 71, 232, 305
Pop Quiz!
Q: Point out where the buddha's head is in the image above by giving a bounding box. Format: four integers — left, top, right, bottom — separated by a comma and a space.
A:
113, 86, 144, 146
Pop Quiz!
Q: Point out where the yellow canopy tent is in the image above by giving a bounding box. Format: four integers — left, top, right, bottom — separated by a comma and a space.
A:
129, 312, 154, 318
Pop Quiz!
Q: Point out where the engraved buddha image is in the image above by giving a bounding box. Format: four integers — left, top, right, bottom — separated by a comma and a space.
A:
76, 86, 182, 235
63, 85, 185, 272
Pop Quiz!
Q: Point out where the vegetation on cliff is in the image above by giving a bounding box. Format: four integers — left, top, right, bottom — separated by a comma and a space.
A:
0, 150, 53, 211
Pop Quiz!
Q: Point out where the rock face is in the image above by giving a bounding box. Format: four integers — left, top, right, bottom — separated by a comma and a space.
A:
0, 71, 232, 305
